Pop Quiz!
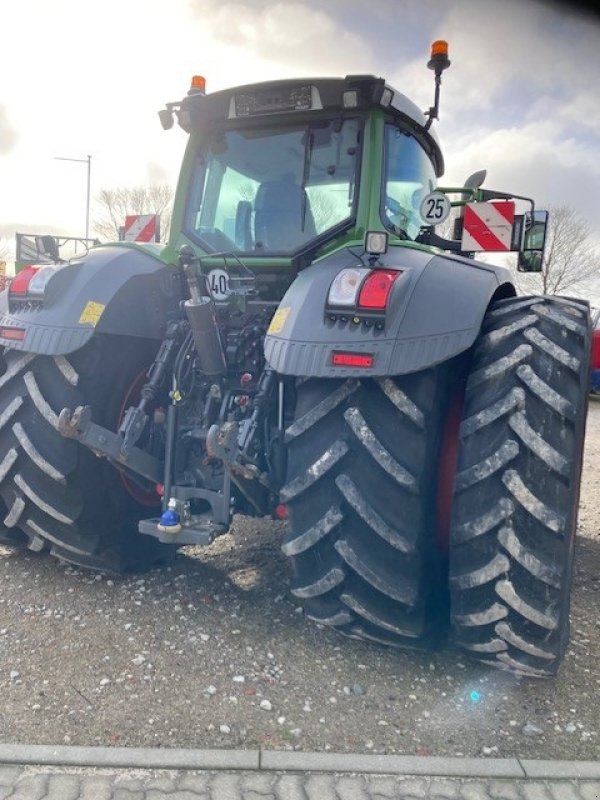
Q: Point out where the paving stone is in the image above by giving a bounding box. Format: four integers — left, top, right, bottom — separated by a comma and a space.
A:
0, 765, 22, 786
113, 789, 146, 800
401, 796, 432, 800
461, 783, 493, 800
241, 772, 276, 793
396, 778, 428, 798
210, 772, 243, 800
0, 760, 599, 800
113, 777, 147, 791
547, 784, 585, 800
147, 792, 208, 800
579, 782, 600, 800
9, 774, 49, 800
485, 780, 522, 799
429, 777, 460, 797
178, 773, 212, 793
146, 775, 182, 791
335, 775, 371, 800
274, 773, 311, 800
80, 775, 115, 800
365, 776, 399, 798
304, 773, 339, 800
45, 773, 82, 800
172, 793, 210, 800
521, 784, 552, 800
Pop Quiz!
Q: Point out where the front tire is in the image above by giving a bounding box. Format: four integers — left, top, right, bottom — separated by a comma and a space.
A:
282, 367, 457, 648
449, 296, 591, 676
0, 335, 176, 572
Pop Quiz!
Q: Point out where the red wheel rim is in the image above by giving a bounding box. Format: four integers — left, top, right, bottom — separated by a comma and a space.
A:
436, 387, 465, 554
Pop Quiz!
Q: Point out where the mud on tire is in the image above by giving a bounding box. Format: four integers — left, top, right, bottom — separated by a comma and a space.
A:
282, 367, 459, 648
449, 296, 591, 677
0, 336, 176, 572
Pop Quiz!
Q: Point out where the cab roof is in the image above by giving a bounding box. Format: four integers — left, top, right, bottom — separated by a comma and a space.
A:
174, 75, 444, 176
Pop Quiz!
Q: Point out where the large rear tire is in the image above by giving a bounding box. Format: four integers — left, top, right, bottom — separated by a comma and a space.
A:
282, 367, 458, 648
0, 335, 176, 572
449, 296, 591, 676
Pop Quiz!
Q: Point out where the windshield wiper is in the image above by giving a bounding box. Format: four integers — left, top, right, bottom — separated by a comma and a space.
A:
300, 127, 314, 232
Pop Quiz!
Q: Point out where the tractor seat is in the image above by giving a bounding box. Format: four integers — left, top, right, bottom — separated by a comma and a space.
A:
254, 181, 316, 251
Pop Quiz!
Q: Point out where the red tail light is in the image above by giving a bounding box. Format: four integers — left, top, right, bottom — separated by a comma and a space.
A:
9, 266, 40, 296
357, 269, 400, 309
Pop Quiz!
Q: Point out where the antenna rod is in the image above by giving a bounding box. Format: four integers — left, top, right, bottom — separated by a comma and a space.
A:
425, 40, 451, 130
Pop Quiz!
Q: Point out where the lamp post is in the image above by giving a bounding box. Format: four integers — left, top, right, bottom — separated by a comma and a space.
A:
54, 154, 92, 240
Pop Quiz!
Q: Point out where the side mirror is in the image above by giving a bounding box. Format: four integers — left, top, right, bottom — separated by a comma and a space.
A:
517, 210, 548, 272
35, 235, 60, 262
518, 250, 543, 272
158, 108, 174, 130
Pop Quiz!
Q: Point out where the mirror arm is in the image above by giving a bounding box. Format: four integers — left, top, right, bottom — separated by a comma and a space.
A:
478, 189, 535, 215
417, 227, 462, 252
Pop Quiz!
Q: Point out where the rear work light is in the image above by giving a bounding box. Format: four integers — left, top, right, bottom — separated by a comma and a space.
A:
26, 265, 58, 296
327, 267, 401, 312
328, 267, 370, 307
331, 352, 374, 368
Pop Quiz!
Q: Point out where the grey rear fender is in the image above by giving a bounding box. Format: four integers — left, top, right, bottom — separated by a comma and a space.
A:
0, 244, 183, 355
264, 246, 516, 377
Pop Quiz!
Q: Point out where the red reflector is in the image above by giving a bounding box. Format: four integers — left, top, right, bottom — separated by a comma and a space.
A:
331, 352, 374, 368
358, 269, 399, 309
9, 266, 40, 295
275, 503, 288, 520
592, 330, 600, 370
0, 327, 26, 341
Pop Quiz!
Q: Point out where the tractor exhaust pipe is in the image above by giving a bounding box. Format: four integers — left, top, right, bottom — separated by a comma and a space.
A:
179, 245, 227, 378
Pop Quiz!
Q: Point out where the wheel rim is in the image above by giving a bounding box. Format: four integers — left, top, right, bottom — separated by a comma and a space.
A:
436, 386, 464, 554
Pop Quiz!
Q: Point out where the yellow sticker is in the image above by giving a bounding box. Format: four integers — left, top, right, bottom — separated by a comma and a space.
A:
267, 306, 291, 335
79, 301, 106, 326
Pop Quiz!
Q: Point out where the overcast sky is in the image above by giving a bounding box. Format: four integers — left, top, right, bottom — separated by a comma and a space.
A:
1, 0, 599, 291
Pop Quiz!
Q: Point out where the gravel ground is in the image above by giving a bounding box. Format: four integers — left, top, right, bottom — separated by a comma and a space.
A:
1, 400, 599, 761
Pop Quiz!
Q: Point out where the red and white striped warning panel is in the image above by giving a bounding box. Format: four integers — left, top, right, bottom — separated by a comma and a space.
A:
123, 214, 159, 242
461, 201, 515, 252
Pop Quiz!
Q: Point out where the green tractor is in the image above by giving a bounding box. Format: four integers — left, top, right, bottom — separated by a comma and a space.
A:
0, 43, 591, 677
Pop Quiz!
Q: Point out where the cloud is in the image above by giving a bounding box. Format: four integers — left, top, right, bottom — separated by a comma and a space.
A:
2, 0, 599, 258
146, 161, 171, 185
190, 1, 374, 74
443, 119, 600, 243
0, 106, 17, 155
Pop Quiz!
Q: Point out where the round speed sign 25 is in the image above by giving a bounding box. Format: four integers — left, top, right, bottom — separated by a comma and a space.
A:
419, 191, 451, 226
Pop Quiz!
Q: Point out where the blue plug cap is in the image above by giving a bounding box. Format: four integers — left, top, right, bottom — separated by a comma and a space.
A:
158, 507, 182, 533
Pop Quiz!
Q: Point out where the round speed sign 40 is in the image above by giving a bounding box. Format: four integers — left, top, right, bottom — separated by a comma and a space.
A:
207, 268, 231, 301
419, 191, 451, 226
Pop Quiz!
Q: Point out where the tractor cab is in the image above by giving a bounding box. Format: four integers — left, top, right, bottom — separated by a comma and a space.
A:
160, 60, 548, 280
160, 74, 444, 265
